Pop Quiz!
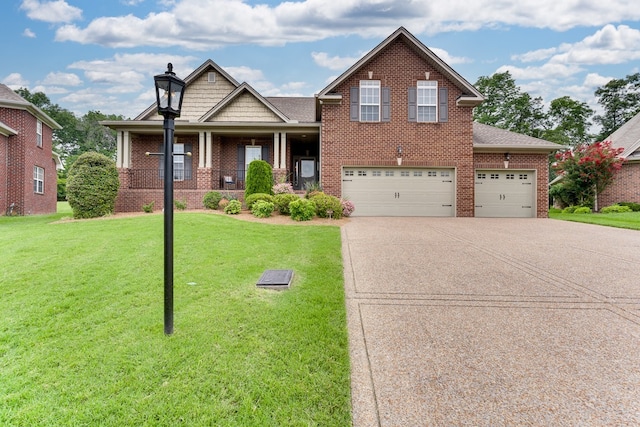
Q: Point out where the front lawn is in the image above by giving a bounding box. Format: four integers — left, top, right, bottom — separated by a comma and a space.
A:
549, 208, 640, 230
0, 212, 351, 426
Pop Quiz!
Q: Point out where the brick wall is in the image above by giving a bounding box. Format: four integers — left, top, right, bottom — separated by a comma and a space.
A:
0, 107, 56, 215
598, 162, 640, 207
0, 134, 7, 213
320, 38, 475, 216
474, 152, 550, 218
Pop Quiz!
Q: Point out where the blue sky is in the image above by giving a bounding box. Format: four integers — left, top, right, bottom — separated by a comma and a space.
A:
2, 0, 640, 122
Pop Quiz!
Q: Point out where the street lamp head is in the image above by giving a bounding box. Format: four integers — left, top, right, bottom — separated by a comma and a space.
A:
154, 63, 186, 118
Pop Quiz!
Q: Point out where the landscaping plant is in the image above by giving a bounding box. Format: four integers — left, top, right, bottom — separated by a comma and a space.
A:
245, 193, 275, 210
244, 160, 273, 198
251, 200, 275, 218
224, 199, 242, 214
65, 151, 120, 219
289, 198, 316, 221
203, 191, 223, 209
274, 193, 300, 215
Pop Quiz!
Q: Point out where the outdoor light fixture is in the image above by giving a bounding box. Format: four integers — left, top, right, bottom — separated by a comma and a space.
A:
153, 63, 186, 336
504, 152, 511, 169
397, 145, 403, 166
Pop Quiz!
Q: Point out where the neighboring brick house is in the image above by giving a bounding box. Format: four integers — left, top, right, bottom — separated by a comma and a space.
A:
598, 112, 640, 207
104, 27, 558, 217
0, 84, 62, 215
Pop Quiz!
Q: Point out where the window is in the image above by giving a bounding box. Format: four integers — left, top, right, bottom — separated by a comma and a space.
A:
400, 171, 410, 177
385, 171, 394, 177
491, 173, 499, 179
417, 81, 437, 122
414, 171, 422, 177
372, 170, 381, 177
357, 170, 367, 177
506, 174, 515, 180
440, 171, 450, 177
428, 171, 437, 177
344, 170, 354, 177
173, 143, 185, 181
33, 166, 44, 194
360, 80, 380, 122
207, 72, 216, 83
477, 173, 486, 179
36, 120, 42, 147
519, 174, 528, 180
245, 145, 262, 173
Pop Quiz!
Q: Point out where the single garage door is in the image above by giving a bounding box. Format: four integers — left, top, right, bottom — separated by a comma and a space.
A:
342, 167, 455, 216
474, 170, 535, 217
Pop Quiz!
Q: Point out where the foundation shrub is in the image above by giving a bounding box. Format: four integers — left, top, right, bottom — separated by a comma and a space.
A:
245, 160, 273, 198
142, 201, 154, 213
600, 204, 632, 213
310, 193, 343, 219
251, 200, 275, 218
289, 198, 315, 221
224, 199, 242, 215
203, 191, 223, 209
274, 193, 300, 215
245, 193, 275, 210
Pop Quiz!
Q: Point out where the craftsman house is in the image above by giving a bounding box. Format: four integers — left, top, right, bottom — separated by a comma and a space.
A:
598, 111, 640, 207
105, 27, 559, 217
0, 84, 62, 215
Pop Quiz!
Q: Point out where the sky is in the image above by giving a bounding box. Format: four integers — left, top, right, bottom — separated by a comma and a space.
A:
2, 0, 640, 122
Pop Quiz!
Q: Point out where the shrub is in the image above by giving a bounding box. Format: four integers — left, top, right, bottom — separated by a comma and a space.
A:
66, 152, 120, 219
142, 201, 154, 213
245, 193, 275, 210
619, 202, 640, 212
224, 199, 242, 215
562, 206, 578, 214
245, 160, 273, 198
174, 200, 187, 210
218, 198, 229, 211
600, 204, 632, 213
304, 181, 323, 199
342, 199, 355, 217
310, 193, 343, 219
274, 193, 300, 215
203, 191, 222, 209
251, 200, 275, 218
573, 206, 592, 214
272, 182, 294, 194
57, 177, 66, 201
289, 198, 315, 221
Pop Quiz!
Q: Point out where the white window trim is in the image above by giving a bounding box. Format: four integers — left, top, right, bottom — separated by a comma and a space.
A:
36, 119, 43, 147
173, 143, 184, 181
34, 166, 44, 194
360, 80, 381, 122
245, 145, 262, 172
417, 80, 437, 123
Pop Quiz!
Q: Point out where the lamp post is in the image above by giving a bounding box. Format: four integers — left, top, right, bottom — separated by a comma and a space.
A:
154, 63, 185, 335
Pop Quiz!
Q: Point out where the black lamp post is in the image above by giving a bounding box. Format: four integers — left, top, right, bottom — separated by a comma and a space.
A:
154, 63, 185, 335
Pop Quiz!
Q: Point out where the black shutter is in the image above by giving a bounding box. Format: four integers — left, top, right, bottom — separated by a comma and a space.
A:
237, 145, 245, 180
184, 143, 193, 180
439, 87, 448, 122
350, 87, 359, 121
261, 145, 270, 165
408, 87, 417, 122
381, 87, 390, 122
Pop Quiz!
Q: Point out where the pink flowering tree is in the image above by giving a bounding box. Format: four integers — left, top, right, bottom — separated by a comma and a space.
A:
552, 141, 624, 210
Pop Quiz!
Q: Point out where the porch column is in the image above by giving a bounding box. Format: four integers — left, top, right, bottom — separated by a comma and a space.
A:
116, 131, 123, 168
123, 131, 131, 168
273, 132, 280, 169
280, 132, 287, 169
206, 132, 213, 168
198, 131, 205, 168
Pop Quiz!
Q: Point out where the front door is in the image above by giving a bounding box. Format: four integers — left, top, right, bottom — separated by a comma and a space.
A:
294, 157, 316, 190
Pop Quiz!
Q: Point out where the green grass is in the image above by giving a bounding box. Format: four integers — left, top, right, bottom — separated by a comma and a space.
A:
549, 208, 640, 230
0, 212, 351, 426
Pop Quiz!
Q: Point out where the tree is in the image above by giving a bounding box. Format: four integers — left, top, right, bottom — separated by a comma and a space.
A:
542, 96, 594, 147
473, 71, 547, 138
594, 73, 640, 140
66, 152, 120, 218
552, 141, 624, 210
244, 160, 273, 198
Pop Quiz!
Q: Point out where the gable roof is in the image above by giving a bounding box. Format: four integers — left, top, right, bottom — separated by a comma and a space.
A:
200, 82, 292, 123
317, 27, 483, 107
604, 111, 640, 161
0, 84, 62, 130
473, 122, 561, 152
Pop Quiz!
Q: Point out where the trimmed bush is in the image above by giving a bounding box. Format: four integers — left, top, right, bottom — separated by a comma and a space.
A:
310, 193, 343, 219
274, 193, 300, 215
224, 199, 242, 215
66, 152, 120, 219
289, 198, 315, 221
619, 202, 640, 212
562, 206, 578, 214
245, 193, 275, 210
245, 160, 273, 198
573, 206, 592, 214
601, 204, 632, 213
251, 200, 275, 218
203, 191, 222, 209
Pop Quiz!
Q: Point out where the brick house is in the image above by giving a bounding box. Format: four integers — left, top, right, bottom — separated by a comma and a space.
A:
0, 84, 62, 215
104, 27, 558, 217
597, 111, 640, 207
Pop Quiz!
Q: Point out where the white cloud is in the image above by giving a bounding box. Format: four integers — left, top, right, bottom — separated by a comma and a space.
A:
2, 73, 30, 88
312, 52, 364, 71
40, 72, 82, 87
429, 47, 471, 65
53, 0, 640, 50
23, 28, 36, 38
20, 0, 82, 24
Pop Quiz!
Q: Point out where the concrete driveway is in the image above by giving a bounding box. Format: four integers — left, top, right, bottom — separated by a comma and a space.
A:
341, 218, 640, 426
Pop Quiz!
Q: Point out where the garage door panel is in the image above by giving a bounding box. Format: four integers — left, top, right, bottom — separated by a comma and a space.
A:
475, 170, 534, 218
343, 167, 455, 217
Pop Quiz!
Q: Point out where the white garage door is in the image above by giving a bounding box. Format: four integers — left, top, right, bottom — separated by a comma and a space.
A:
342, 167, 455, 216
474, 170, 535, 218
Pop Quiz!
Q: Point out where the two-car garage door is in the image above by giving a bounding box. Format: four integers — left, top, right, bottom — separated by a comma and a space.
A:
342, 167, 536, 217
342, 167, 455, 216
